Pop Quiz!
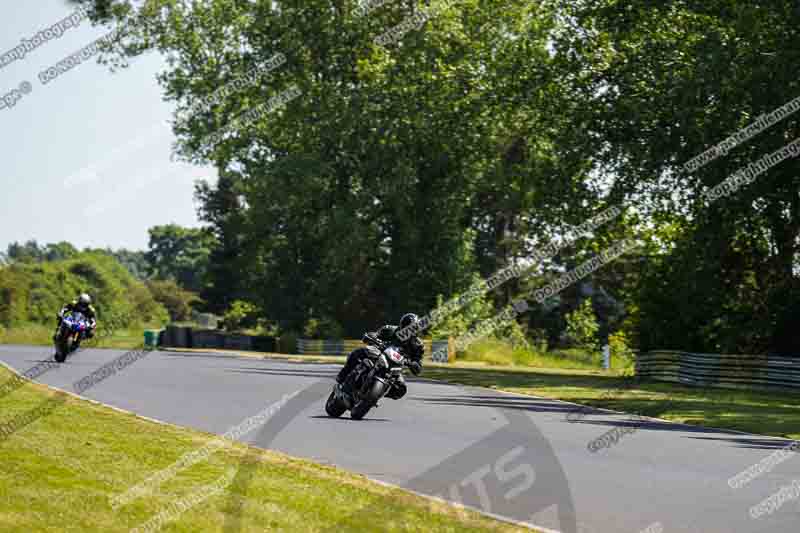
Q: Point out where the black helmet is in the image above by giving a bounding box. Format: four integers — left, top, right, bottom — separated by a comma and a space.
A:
78, 293, 92, 306
399, 313, 419, 329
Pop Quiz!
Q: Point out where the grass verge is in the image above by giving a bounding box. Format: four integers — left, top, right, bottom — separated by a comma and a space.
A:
0, 322, 156, 350
422, 365, 800, 440
454, 340, 613, 371
0, 365, 532, 532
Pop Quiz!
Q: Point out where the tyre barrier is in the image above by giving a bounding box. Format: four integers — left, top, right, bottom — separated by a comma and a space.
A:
159, 325, 276, 353
296, 338, 450, 361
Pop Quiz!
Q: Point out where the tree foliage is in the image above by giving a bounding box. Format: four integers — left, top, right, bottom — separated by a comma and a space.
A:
550, 0, 800, 353
70, 0, 598, 337
564, 298, 599, 351
66, 0, 800, 354
145, 224, 215, 293
146, 279, 200, 322
5, 241, 78, 263
0, 251, 168, 328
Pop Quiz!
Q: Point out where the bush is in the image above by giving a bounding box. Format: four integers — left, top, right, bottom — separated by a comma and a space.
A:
609, 330, 636, 374
429, 273, 496, 340
222, 300, 259, 331
496, 317, 529, 350
429, 273, 534, 355
302, 316, 344, 339
0, 252, 168, 329
564, 298, 599, 351
146, 279, 200, 322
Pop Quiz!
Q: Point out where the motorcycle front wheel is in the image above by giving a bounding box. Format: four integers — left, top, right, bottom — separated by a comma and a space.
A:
350, 379, 387, 420
54, 333, 70, 363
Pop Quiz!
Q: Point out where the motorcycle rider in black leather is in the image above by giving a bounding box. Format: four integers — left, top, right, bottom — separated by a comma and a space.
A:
336, 313, 424, 400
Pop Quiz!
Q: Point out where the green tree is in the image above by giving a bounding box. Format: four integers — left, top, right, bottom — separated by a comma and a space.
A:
551, 0, 800, 353
145, 224, 216, 293
83, 247, 150, 280
67, 0, 594, 339
5, 240, 45, 263
109, 249, 149, 280
195, 172, 251, 314
70, 0, 800, 356
4, 241, 79, 263
44, 242, 78, 262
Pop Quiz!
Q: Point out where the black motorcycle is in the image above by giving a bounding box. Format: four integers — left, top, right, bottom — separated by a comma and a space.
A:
326, 334, 410, 420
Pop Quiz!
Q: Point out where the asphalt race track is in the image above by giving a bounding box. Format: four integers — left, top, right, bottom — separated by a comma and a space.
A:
1, 344, 798, 533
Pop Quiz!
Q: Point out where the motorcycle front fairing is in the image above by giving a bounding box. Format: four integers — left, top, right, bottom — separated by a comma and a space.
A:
371, 348, 406, 396
64, 312, 88, 338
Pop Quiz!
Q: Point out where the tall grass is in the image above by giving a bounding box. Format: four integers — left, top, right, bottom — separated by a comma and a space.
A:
0, 321, 158, 350
456, 339, 594, 370
0, 322, 53, 346
455, 339, 632, 371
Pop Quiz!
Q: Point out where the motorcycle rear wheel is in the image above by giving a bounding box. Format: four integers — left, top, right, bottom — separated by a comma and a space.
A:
325, 388, 347, 418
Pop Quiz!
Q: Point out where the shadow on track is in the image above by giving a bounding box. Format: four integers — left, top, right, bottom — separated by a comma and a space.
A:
222, 379, 578, 533
412, 394, 578, 415
308, 415, 391, 422
415, 392, 788, 448
223, 367, 338, 379
686, 435, 799, 450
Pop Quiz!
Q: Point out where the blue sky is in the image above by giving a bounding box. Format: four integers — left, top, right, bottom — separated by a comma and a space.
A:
0, 1, 215, 252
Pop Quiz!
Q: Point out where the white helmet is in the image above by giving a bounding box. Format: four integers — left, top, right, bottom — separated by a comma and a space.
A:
78, 293, 91, 306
